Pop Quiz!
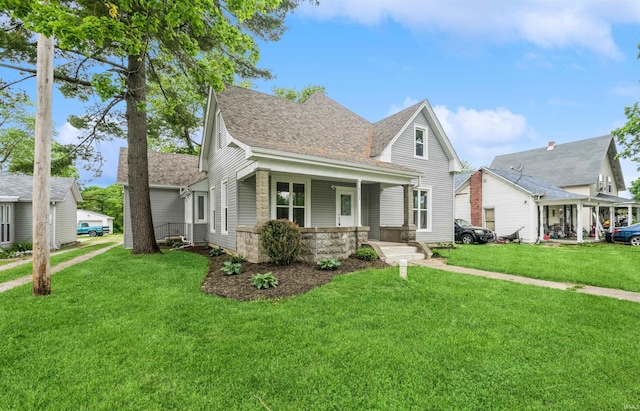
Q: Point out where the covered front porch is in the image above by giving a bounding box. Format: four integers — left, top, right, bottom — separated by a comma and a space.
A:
235, 163, 420, 263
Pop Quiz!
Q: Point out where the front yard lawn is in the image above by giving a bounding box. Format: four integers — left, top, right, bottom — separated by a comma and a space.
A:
446, 242, 640, 292
1, 247, 639, 409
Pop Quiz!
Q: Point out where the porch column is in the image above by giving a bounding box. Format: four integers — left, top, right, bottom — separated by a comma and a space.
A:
403, 184, 413, 227
356, 179, 362, 227
255, 168, 270, 227
538, 204, 545, 240
576, 203, 584, 242
628, 205, 633, 226
594, 205, 600, 241
609, 206, 616, 233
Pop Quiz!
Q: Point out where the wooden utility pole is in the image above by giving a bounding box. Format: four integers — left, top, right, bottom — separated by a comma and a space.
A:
32, 33, 54, 296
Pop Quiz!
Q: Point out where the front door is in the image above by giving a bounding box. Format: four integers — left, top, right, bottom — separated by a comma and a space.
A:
336, 187, 357, 227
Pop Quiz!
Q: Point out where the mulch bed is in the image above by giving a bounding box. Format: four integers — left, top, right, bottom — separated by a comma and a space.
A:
181, 246, 389, 301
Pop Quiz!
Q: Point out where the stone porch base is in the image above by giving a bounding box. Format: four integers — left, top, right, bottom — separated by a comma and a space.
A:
237, 225, 370, 263
379, 225, 417, 243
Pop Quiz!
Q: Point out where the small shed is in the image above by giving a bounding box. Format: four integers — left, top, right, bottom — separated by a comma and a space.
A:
77, 209, 114, 234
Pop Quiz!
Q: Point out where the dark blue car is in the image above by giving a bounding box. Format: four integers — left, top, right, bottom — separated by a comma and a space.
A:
613, 223, 640, 246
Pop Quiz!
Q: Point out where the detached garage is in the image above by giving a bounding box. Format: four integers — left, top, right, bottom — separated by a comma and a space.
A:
77, 210, 114, 234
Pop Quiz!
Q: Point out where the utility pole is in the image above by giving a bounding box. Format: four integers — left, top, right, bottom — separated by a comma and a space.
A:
32, 33, 53, 296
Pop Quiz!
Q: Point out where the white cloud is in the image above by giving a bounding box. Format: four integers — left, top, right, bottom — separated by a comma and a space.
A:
433, 105, 531, 167
387, 97, 419, 116
298, 0, 640, 59
612, 84, 640, 99
56, 122, 82, 144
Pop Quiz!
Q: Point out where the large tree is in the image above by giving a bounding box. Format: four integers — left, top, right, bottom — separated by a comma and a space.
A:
1, 0, 310, 254
612, 44, 640, 171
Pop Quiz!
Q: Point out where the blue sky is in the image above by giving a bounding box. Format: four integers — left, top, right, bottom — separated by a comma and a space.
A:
5, 0, 640, 195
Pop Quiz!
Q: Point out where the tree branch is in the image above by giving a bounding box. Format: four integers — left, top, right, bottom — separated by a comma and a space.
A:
0, 74, 37, 91
0, 62, 94, 87
67, 96, 124, 157
54, 46, 128, 72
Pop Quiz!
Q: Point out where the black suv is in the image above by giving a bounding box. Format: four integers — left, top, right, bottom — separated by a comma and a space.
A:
454, 219, 495, 244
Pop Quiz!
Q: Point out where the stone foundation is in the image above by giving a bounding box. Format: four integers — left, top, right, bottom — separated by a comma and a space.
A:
379, 225, 416, 242
236, 225, 370, 263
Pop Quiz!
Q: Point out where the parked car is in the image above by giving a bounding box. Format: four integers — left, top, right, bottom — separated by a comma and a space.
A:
77, 222, 104, 237
454, 219, 495, 244
612, 223, 640, 246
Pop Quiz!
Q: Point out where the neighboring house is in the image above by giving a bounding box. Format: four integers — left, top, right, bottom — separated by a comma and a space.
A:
455, 136, 640, 243
0, 175, 83, 249
77, 209, 115, 233
116, 149, 206, 249
118, 85, 462, 262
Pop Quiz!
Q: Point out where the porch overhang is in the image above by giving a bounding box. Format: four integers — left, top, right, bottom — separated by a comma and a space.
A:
237, 147, 420, 185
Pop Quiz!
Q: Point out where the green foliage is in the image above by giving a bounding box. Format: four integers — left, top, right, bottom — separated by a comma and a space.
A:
220, 261, 242, 275
629, 178, 640, 201
227, 252, 246, 264
272, 84, 326, 103
317, 258, 341, 270
356, 247, 377, 261
209, 247, 224, 257
612, 101, 640, 170
79, 184, 124, 233
251, 272, 278, 289
260, 219, 301, 265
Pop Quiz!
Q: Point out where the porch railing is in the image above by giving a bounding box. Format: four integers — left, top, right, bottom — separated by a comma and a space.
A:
154, 223, 192, 242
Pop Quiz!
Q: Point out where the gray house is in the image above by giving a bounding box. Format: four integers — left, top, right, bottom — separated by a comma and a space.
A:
0, 175, 83, 249
118, 86, 462, 261
117, 149, 205, 249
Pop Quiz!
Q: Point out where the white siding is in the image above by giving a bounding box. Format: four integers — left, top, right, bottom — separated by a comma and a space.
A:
482, 172, 537, 243
455, 183, 471, 221
14, 202, 32, 243
385, 110, 455, 242
238, 176, 257, 226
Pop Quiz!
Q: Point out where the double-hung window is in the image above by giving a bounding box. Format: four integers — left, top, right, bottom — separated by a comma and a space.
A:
415, 126, 427, 159
195, 193, 207, 224
0, 204, 10, 244
273, 179, 308, 227
221, 180, 228, 235
413, 188, 431, 231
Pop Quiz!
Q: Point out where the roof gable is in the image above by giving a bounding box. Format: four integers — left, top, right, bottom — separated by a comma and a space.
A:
490, 135, 625, 189
116, 147, 205, 187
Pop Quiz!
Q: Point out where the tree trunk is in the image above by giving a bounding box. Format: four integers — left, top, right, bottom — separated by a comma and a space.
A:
126, 53, 160, 254
32, 33, 53, 296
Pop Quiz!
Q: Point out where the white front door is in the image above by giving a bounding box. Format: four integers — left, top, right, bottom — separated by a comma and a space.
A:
336, 187, 357, 227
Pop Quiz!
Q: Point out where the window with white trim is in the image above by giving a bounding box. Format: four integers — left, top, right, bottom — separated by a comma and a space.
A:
0, 204, 11, 244
195, 193, 207, 224
221, 179, 228, 235
607, 176, 612, 193
210, 186, 216, 233
215, 111, 222, 151
413, 188, 431, 230
415, 126, 427, 159
273, 179, 308, 227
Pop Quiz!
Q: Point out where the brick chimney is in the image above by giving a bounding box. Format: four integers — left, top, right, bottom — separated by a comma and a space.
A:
470, 170, 483, 227
547, 141, 555, 151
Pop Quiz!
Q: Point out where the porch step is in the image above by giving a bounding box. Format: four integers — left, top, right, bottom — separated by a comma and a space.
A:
377, 244, 426, 265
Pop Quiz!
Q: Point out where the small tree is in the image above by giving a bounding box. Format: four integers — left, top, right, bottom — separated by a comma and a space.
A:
261, 219, 301, 265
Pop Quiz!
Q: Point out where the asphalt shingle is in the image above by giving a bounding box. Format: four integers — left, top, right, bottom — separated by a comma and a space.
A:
116, 148, 205, 187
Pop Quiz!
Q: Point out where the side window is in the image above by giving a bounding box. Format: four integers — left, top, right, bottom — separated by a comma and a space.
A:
221, 180, 228, 235
415, 126, 427, 159
210, 186, 216, 233
195, 193, 207, 224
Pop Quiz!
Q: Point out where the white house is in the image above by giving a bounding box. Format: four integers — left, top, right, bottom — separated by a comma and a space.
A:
77, 209, 114, 234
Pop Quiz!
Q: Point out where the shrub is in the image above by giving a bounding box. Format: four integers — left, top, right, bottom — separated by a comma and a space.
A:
261, 219, 301, 266
220, 261, 242, 275
251, 272, 278, 289
317, 258, 341, 270
13, 241, 32, 252
227, 252, 246, 264
356, 247, 377, 261
209, 247, 224, 257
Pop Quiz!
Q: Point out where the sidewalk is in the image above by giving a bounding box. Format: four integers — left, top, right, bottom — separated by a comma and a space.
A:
0, 241, 122, 293
411, 258, 640, 303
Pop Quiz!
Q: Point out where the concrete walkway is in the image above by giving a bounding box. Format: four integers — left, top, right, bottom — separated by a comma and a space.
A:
0, 241, 122, 293
412, 258, 640, 303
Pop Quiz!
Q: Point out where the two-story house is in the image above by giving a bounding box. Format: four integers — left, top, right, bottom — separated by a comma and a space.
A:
119, 85, 462, 262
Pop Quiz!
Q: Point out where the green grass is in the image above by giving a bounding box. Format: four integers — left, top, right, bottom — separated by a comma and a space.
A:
0, 242, 116, 283
1, 247, 639, 409
446, 242, 640, 292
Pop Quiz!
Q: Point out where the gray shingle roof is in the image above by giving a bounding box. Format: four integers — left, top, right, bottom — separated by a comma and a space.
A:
454, 172, 472, 190
490, 135, 624, 189
487, 168, 586, 200
371, 101, 424, 156
116, 147, 205, 187
215, 85, 418, 173
0, 175, 80, 202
